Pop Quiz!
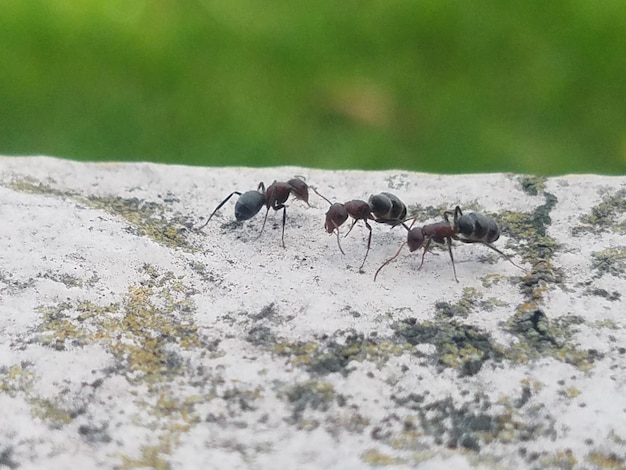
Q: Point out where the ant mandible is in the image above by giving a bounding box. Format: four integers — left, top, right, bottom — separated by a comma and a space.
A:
374, 206, 524, 282
198, 177, 310, 248
313, 188, 409, 271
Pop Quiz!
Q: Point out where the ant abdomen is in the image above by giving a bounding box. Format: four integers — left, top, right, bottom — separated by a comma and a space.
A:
368, 192, 407, 225
234, 188, 266, 221
456, 212, 500, 244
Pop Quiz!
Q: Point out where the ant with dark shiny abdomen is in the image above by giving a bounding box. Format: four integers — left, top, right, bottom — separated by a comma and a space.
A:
374, 206, 524, 282
313, 188, 409, 271
198, 178, 310, 247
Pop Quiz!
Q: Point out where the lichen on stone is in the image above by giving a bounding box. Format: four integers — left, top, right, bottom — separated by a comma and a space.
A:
29, 265, 209, 465
590, 247, 626, 278
572, 189, 626, 236
517, 175, 547, 196
389, 387, 557, 455
434, 287, 507, 319
8, 178, 195, 251
280, 379, 337, 429
392, 318, 504, 376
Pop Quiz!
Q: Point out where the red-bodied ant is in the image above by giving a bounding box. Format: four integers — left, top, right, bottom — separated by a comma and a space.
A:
313, 188, 409, 271
198, 178, 310, 247
374, 206, 524, 282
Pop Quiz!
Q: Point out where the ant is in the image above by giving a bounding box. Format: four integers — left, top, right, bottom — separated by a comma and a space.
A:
374, 206, 524, 282
198, 177, 310, 247
313, 188, 409, 271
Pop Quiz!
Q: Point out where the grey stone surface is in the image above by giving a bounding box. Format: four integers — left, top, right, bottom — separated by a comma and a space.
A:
0, 156, 625, 469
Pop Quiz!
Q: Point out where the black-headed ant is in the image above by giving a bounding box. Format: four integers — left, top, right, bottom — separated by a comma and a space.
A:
313, 188, 409, 271
374, 206, 524, 282
198, 178, 310, 247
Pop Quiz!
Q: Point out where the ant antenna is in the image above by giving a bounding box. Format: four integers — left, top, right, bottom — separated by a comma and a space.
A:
311, 186, 332, 205
374, 241, 407, 282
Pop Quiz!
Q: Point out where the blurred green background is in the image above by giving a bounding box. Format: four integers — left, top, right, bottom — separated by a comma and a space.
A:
1, 0, 625, 174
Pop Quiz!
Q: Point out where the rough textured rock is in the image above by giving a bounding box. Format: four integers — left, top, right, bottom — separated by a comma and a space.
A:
1, 156, 625, 469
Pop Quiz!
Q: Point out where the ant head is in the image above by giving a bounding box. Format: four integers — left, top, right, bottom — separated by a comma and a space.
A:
324, 203, 349, 233
287, 178, 309, 204
407, 227, 425, 252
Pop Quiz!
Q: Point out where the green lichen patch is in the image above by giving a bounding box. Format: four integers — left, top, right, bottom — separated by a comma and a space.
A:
591, 247, 626, 278
38, 271, 84, 289
0, 363, 35, 397
537, 450, 578, 469
506, 309, 559, 352
494, 189, 593, 371
392, 318, 504, 376
434, 287, 507, 319
517, 175, 547, 196
78, 423, 112, 444
31, 398, 76, 429
30, 266, 212, 466
8, 178, 195, 251
480, 273, 505, 288
586, 451, 626, 469
7, 178, 79, 198
581, 286, 621, 301
243, 304, 408, 375
0, 271, 36, 294
270, 329, 408, 376
35, 302, 93, 350
391, 389, 556, 454
279, 379, 337, 429
505, 309, 598, 370
85, 195, 194, 251
496, 195, 559, 266
361, 448, 406, 466
573, 189, 626, 236
0, 447, 18, 469
517, 261, 563, 305
495, 201, 563, 341
219, 386, 263, 415
122, 442, 171, 470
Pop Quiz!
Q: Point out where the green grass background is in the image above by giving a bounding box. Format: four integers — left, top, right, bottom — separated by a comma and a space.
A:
2, 0, 625, 174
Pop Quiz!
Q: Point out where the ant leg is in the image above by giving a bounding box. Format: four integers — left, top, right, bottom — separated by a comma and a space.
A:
344, 219, 358, 238
255, 207, 271, 241
374, 241, 407, 282
446, 237, 459, 283
333, 226, 345, 255
359, 220, 373, 271
417, 238, 432, 270
197, 191, 242, 230
400, 216, 418, 231
280, 205, 287, 248
482, 243, 526, 272
443, 206, 462, 224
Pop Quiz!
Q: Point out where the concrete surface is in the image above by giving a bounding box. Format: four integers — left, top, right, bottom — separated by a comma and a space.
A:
0, 156, 625, 469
